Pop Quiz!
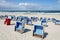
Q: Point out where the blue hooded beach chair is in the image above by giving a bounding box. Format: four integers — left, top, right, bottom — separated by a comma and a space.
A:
40, 17, 43, 21
33, 25, 44, 38
4, 15, 8, 19
54, 20, 60, 25
16, 16, 23, 21
41, 18, 47, 26
26, 19, 32, 25
31, 16, 38, 22
15, 21, 24, 33
10, 16, 16, 21
0, 15, 4, 19
47, 18, 52, 22
52, 18, 56, 23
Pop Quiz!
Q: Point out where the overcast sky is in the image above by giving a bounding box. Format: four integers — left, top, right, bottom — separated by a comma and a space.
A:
0, 0, 60, 10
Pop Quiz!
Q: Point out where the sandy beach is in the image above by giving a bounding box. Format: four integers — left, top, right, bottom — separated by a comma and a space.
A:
0, 12, 60, 40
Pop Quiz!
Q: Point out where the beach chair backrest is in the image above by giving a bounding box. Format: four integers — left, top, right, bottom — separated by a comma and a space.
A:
34, 25, 43, 33
11, 16, 16, 21
34, 25, 43, 31
41, 18, 47, 23
16, 22, 22, 28
16, 16, 22, 21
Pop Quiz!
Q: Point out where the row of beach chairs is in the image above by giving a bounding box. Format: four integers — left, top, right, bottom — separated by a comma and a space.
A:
14, 21, 45, 39
1, 15, 60, 39
14, 17, 60, 39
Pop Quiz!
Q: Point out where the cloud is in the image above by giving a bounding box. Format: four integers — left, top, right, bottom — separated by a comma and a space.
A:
0, 1, 41, 10
18, 3, 40, 10
58, 0, 60, 3
0, 1, 19, 10
18, 3, 38, 6
0, 0, 60, 10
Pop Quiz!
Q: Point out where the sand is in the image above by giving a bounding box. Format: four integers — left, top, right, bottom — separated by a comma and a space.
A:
0, 12, 60, 40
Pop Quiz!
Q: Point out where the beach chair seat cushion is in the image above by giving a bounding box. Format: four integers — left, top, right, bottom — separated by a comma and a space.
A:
34, 29, 43, 35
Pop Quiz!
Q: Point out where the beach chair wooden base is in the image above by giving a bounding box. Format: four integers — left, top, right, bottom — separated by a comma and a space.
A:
33, 34, 42, 38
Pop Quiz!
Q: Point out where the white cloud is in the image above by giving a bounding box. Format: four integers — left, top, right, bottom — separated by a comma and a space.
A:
0, 1, 41, 10
58, 0, 60, 3
18, 3, 38, 6
0, 0, 18, 8
0, 0, 60, 10
18, 3, 41, 10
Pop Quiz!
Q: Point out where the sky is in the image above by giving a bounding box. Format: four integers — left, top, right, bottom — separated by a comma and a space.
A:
0, 0, 60, 10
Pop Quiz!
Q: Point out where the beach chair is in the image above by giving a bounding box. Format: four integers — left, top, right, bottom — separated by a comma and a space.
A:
4, 15, 8, 19
54, 20, 60, 25
17, 16, 25, 21
26, 19, 32, 25
15, 21, 25, 34
33, 25, 44, 38
31, 17, 38, 22
4, 18, 11, 25
41, 18, 47, 26
52, 18, 56, 23
11, 16, 16, 21
0, 15, 4, 19
40, 17, 43, 21
47, 18, 51, 22
16, 16, 22, 21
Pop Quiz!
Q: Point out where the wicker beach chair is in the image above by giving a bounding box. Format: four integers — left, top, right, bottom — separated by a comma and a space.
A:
54, 20, 60, 25
41, 18, 47, 26
31, 16, 38, 22
4, 18, 11, 25
52, 18, 56, 23
26, 19, 33, 25
16, 16, 22, 21
33, 25, 44, 39
11, 16, 16, 21
15, 21, 25, 34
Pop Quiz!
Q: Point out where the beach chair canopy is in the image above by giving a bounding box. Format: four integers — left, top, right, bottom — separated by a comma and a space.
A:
15, 21, 24, 30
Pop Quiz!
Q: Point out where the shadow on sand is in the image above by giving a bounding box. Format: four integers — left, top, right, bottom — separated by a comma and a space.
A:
43, 32, 48, 39
24, 29, 31, 33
